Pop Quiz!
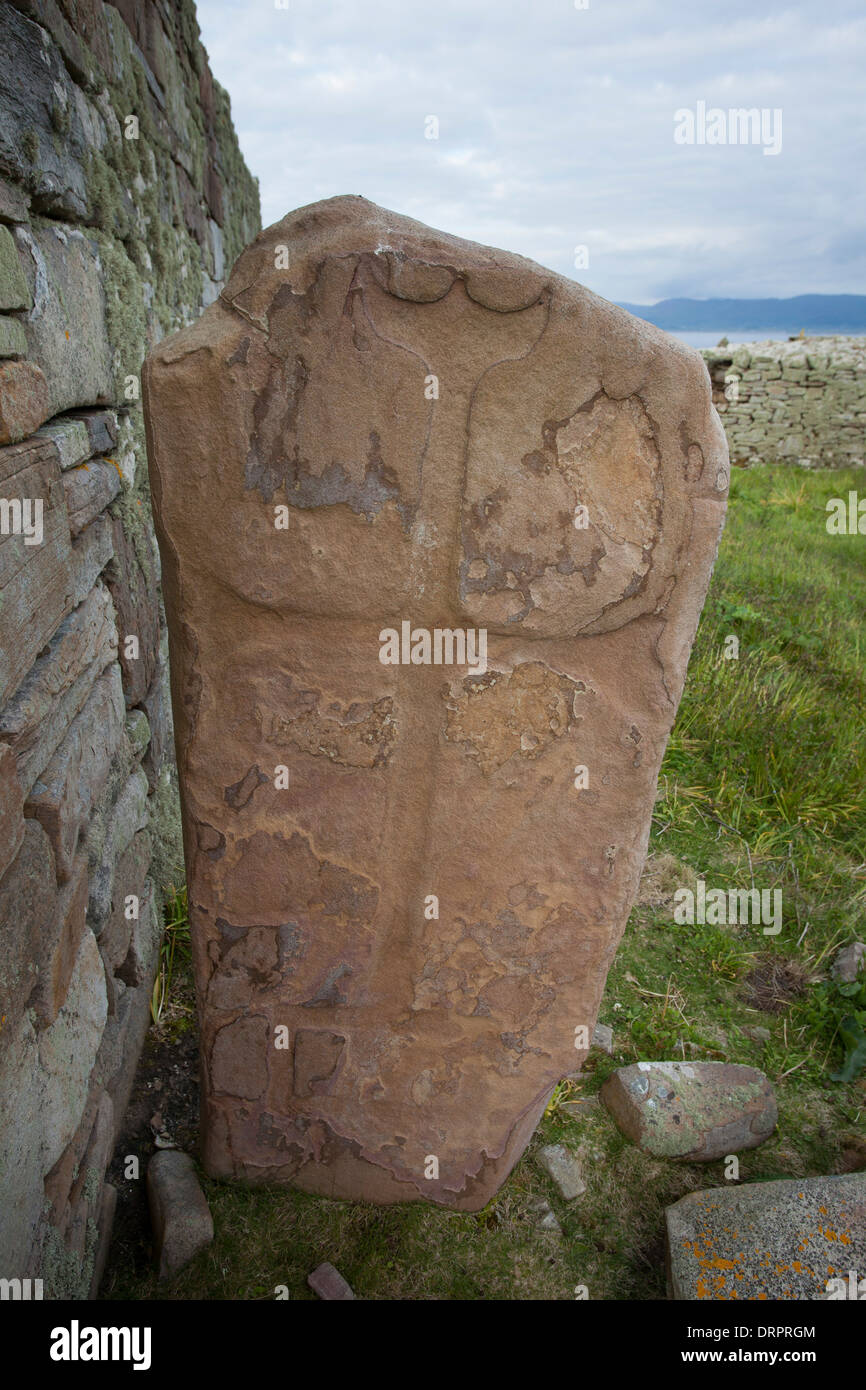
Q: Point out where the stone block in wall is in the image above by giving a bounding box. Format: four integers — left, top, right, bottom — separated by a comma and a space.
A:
33, 1086, 115, 1299
0, 925, 107, 1274
37, 411, 118, 474
0, 1013, 45, 1272
0, 173, 30, 225
0, 223, 29, 310
70, 510, 115, 605
0, 435, 73, 703
108, 0, 170, 98
88, 764, 149, 931
37, 928, 108, 1171
78, 408, 119, 458
111, 411, 139, 488
177, 161, 208, 248
99, 827, 151, 979
122, 872, 159, 987
62, 458, 121, 537
25, 664, 126, 883
36, 416, 93, 470
66, 1088, 114, 1219
8, 0, 104, 86
15, 222, 114, 417
0, 817, 55, 1027
88, 1181, 117, 1297
0, 358, 51, 443
29, 848, 89, 1028
140, 655, 171, 791
0, 7, 96, 221
93, 889, 161, 1120
126, 707, 151, 763
105, 507, 160, 707
0, 580, 117, 791
0, 740, 24, 879
0, 317, 28, 358
42, 1085, 104, 1230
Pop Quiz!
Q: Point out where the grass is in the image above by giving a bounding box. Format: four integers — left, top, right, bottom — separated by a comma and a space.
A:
149, 885, 194, 1035
105, 465, 866, 1301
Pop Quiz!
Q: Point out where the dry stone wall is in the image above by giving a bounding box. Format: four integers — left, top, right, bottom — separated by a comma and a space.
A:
0, 0, 259, 1297
702, 337, 866, 469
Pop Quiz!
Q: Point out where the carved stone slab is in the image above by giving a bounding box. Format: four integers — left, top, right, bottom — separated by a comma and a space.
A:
143, 197, 728, 1209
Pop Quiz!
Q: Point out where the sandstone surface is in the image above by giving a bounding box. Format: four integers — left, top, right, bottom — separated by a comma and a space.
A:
143, 196, 728, 1209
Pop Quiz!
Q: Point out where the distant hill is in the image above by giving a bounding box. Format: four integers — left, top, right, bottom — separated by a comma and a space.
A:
617, 295, 866, 333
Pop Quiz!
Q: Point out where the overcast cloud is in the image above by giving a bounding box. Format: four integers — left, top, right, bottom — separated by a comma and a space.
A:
195, 0, 865, 304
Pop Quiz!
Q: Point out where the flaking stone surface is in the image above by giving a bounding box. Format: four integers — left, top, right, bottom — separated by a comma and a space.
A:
143, 196, 729, 1210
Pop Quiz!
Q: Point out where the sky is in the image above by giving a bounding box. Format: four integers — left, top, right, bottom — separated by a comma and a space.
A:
195, 0, 866, 305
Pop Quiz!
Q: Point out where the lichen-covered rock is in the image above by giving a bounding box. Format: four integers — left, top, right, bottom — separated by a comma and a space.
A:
0, 318, 27, 359
15, 222, 114, 418
0, 223, 30, 310
143, 196, 728, 1211
666, 1173, 866, 1300
601, 1060, 777, 1160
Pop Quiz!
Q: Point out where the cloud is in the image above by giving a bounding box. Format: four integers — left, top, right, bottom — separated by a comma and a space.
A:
195, 0, 866, 302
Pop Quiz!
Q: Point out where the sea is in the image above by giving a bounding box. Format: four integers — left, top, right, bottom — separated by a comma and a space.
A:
671, 329, 863, 349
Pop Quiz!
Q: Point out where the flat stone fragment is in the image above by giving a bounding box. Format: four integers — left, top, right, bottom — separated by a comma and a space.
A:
526, 1195, 563, 1234
666, 1173, 866, 1300
601, 1061, 777, 1161
146, 1150, 214, 1280
536, 1143, 586, 1200
143, 196, 728, 1211
592, 1022, 614, 1054
307, 1262, 356, 1301
831, 942, 865, 983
